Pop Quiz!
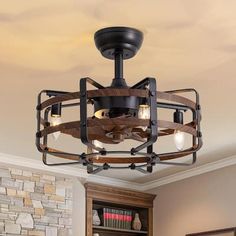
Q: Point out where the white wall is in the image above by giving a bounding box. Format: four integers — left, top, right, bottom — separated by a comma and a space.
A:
150, 164, 236, 236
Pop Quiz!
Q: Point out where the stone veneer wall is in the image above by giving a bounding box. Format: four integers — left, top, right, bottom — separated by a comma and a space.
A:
0, 167, 72, 236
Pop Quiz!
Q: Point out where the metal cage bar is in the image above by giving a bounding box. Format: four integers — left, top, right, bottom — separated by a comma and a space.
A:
36, 79, 202, 173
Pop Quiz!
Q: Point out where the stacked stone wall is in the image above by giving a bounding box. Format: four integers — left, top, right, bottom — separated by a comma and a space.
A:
0, 167, 72, 236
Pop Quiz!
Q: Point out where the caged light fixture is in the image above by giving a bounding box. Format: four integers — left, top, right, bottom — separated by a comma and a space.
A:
36, 27, 202, 174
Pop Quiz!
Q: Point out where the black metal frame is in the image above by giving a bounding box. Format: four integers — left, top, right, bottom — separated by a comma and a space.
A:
36, 90, 83, 166
155, 88, 202, 167
78, 77, 158, 173
131, 77, 157, 153
80, 77, 105, 152
36, 26, 202, 174
36, 78, 202, 174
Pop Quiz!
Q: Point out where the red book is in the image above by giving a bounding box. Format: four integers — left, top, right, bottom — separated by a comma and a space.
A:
124, 210, 128, 229
103, 208, 108, 227
104, 208, 112, 227
118, 210, 123, 228
127, 211, 132, 229
121, 210, 124, 228
114, 209, 119, 228
111, 209, 115, 227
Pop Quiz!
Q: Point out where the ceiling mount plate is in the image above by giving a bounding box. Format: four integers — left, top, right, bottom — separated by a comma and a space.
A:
94, 26, 143, 60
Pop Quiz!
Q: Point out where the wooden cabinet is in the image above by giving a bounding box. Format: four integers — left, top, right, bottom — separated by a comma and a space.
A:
85, 183, 156, 236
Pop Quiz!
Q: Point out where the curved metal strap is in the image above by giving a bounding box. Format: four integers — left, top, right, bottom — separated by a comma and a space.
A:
87, 88, 149, 98
157, 91, 196, 110
39, 118, 197, 138
40, 92, 80, 110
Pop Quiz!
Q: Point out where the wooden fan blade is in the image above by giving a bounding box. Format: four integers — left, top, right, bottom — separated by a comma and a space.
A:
130, 132, 146, 142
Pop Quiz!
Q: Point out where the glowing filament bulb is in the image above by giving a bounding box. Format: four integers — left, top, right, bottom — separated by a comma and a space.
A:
138, 105, 150, 131
174, 130, 185, 151
51, 116, 62, 140
93, 140, 103, 149
173, 110, 185, 151
138, 105, 150, 119
87, 140, 103, 160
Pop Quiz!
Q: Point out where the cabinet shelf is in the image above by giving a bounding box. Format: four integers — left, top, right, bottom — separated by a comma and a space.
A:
85, 183, 156, 236
93, 226, 148, 234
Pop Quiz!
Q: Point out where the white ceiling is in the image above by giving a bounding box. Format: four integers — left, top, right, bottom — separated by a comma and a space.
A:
0, 0, 236, 183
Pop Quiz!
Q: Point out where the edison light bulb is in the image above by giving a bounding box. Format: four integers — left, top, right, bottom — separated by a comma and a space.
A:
93, 140, 103, 149
138, 105, 150, 131
138, 105, 150, 119
174, 130, 185, 151
51, 116, 62, 140
87, 140, 103, 160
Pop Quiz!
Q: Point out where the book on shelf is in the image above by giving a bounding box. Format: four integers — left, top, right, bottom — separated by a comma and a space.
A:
114, 209, 118, 228
112, 208, 116, 228
128, 210, 132, 229
98, 207, 133, 229
109, 208, 113, 227
102, 208, 106, 227
118, 209, 123, 228
101, 207, 109, 227
123, 210, 127, 229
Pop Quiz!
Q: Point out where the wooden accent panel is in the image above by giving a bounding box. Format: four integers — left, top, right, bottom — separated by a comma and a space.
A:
40, 118, 197, 138
86, 197, 93, 236
40, 92, 80, 110
158, 120, 197, 136
88, 88, 149, 98
89, 156, 150, 164
157, 91, 196, 110
39, 88, 196, 111
148, 208, 153, 236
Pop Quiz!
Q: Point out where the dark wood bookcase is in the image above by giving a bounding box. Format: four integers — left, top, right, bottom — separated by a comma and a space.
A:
85, 183, 156, 236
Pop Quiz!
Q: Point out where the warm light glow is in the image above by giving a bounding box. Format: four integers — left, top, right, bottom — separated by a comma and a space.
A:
87, 140, 103, 160
94, 109, 109, 119
51, 116, 62, 140
174, 130, 185, 151
138, 105, 150, 131
138, 105, 150, 119
93, 140, 103, 149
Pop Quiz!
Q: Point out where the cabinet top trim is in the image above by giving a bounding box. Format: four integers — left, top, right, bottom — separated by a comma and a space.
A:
85, 182, 156, 208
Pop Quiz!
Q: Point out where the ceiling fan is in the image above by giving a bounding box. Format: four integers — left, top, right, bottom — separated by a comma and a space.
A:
36, 26, 202, 174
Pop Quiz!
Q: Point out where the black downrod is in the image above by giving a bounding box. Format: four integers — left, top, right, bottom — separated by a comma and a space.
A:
94, 27, 143, 88
115, 52, 123, 79
111, 51, 127, 87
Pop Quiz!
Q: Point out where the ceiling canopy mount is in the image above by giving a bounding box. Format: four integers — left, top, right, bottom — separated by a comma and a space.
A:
94, 26, 143, 60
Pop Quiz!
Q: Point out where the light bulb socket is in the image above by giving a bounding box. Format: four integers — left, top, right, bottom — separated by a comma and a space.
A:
174, 110, 183, 124
139, 97, 149, 106
51, 103, 62, 117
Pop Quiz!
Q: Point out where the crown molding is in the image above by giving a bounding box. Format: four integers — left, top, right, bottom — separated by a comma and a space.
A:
140, 155, 236, 191
0, 152, 88, 179
0, 152, 140, 190
0, 152, 235, 191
